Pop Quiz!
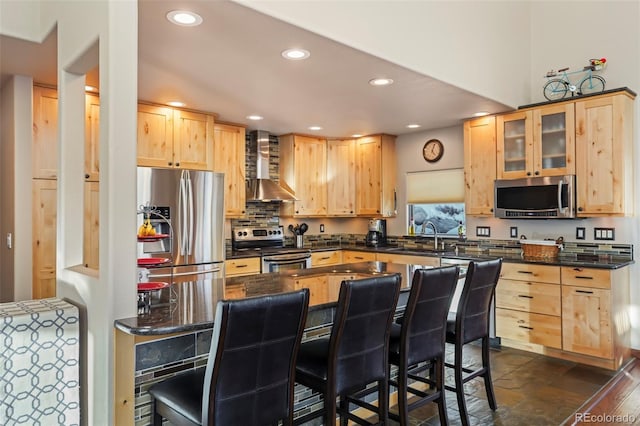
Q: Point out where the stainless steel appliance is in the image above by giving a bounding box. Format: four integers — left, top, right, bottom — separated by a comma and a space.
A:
137, 167, 225, 280
232, 226, 311, 273
494, 174, 576, 219
366, 219, 387, 247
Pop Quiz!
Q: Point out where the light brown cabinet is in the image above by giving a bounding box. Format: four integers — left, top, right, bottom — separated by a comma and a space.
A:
84, 93, 100, 181
497, 104, 574, 179
355, 134, 396, 217
32, 179, 57, 299
327, 139, 356, 216
341, 251, 376, 264
32, 86, 58, 180
463, 116, 496, 216
225, 258, 261, 277
575, 91, 635, 216
137, 104, 214, 170
213, 122, 246, 217
496, 263, 562, 349
310, 250, 342, 268
280, 134, 327, 217
83, 181, 99, 270
375, 253, 440, 267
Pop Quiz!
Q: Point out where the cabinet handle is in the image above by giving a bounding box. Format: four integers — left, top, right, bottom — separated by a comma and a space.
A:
518, 325, 534, 330
175, 162, 180, 167
574, 276, 594, 280
320, 256, 331, 260
576, 290, 594, 294
168, 162, 173, 166
355, 256, 364, 260
534, 171, 540, 175
517, 270, 534, 274
526, 172, 531, 176
85, 174, 90, 179
235, 264, 248, 268
518, 295, 533, 299
578, 207, 584, 212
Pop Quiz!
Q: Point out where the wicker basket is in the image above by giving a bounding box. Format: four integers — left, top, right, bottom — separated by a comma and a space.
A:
520, 240, 561, 259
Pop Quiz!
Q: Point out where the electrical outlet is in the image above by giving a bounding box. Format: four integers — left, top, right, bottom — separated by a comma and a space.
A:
476, 226, 491, 237
576, 227, 585, 240
594, 227, 615, 240
510, 227, 518, 238
320, 224, 325, 233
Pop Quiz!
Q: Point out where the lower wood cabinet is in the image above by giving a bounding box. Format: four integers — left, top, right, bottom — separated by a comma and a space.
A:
341, 251, 377, 264
225, 257, 260, 277
375, 253, 440, 267
496, 308, 562, 349
83, 181, 99, 270
310, 250, 342, 268
32, 179, 57, 299
562, 285, 612, 359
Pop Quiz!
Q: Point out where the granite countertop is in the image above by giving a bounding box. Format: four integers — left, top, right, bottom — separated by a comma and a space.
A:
227, 244, 634, 269
115, 261, 418, 336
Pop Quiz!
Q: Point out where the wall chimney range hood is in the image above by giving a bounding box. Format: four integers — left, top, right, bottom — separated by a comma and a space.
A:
246, 130, 297, 202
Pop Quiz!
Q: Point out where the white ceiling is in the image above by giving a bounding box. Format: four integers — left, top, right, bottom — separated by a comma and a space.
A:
0, 0, 510, 137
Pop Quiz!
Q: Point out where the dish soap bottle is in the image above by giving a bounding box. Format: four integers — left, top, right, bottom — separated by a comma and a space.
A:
408, 220, 415, 236
457, 221, 466, 241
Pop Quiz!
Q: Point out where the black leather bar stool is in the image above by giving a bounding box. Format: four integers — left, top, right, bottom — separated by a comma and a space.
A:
388, 266, 459, 425
294, 274, 401, 425
148, 289, 309, 425
445, 258, 502, 426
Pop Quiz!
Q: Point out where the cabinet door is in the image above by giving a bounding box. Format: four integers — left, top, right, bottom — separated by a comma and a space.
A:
562, 285, 613, 359
32, 86, 58, 179
327, 139, 356, 216
83, 181, 99, 270
575, 93, 634, 216
497, 110, 533, 179
173, 110, 214, 171
342, 251, 376, 263
293, 135, 327, 216
355, 136, 382, 216
533, 103, 575, 176
213, 123, 246, 217
32, 179, 57, 298
85, 94, 100, 181
137, 104, 174, 168
310, 250, 342, 268
463, 116, 496, 216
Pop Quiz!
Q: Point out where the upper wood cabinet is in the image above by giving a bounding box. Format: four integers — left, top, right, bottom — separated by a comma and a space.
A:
213, 122, 246, 218
497, 104, 574, 179
32, 86, 58, 180
280, 134, 327, 217
83, 181, 99, 270
327, 139, 356, 216
463, 116, 496, 216
137, 104, 214, 170
32, 179, 57, 299
84, 93, 100, 181
575, 91, 635, 216
355, 134, 396, 217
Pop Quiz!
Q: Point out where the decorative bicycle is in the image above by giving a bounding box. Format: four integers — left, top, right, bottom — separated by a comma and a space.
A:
543, 58, 607, 101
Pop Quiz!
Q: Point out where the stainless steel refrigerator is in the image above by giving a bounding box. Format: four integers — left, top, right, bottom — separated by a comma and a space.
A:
137, 167, 225, 281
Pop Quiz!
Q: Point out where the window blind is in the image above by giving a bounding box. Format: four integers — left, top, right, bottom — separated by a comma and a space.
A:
406, 169, 465, 203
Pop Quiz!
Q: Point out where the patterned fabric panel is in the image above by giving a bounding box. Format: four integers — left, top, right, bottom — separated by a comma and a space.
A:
1, 298, 80, 426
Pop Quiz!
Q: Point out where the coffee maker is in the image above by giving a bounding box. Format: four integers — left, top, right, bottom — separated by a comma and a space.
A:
366, 219, 387, 247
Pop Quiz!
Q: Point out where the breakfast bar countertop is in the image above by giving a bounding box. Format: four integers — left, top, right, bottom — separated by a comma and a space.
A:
114, 261, 421, 337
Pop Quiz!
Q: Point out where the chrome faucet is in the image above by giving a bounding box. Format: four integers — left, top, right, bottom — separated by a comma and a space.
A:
423, 221, 438, 250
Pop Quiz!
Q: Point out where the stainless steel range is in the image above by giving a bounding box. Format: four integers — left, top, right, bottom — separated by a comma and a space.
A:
232, 226, 312, 273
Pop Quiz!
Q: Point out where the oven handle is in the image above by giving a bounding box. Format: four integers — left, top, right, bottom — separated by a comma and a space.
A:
263, 254, 311, 263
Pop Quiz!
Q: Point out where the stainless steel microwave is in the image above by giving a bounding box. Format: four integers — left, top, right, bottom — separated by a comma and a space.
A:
494, 175, 576, 219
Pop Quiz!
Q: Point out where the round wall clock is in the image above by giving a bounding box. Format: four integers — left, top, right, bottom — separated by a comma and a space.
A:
422, 139, 444, 163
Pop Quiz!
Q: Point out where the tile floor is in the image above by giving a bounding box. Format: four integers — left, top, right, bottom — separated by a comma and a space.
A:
387, 344, 616, 426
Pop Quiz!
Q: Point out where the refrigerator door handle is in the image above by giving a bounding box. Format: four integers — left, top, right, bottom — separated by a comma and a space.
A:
148, 266, 222, 278
186, 172, 194, 256
179, 171, 188, 256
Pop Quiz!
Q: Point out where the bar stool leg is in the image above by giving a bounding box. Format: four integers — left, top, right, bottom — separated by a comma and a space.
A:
454, 343, 470, 426
482, 336, 498, 410
435, 357, 449, 425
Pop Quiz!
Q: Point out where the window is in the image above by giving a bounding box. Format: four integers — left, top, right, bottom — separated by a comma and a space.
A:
406, 169, 465, 237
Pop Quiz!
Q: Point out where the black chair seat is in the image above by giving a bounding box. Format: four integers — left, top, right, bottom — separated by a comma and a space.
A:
150, 367, 205, 425
295, 338, 330, 381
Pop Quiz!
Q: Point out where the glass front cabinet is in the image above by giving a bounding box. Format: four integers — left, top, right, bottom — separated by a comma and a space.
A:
497, 104, 575, 179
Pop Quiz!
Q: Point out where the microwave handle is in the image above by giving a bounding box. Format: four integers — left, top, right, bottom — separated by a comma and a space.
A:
558, 180, 566, 213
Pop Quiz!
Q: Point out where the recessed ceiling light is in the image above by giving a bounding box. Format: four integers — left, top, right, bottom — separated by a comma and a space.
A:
406, 124, 421, 129
281, 48, 310, 60
85, 85, 98, 92
352, 134, 363, 138
474, 111, 490, 117
166, 10, 203, 27
167, 101, 186, 107
308, 126, 322, 131
369, 78, 394, 86
246, 115, 264, 121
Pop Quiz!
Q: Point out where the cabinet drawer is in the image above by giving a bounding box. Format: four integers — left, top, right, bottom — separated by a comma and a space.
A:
310, 251, 342, 267
496, 280, 561, 316
496, 308, 562, 349
375, 253, 440, 267
561, 266, 611, 289
500, 263, 560, 284
342, 251, 377, 263
225, 257, 261, 276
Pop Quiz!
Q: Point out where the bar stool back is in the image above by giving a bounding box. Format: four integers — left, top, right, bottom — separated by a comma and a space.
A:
148, 289, 310, 425
294, 274, 401, 425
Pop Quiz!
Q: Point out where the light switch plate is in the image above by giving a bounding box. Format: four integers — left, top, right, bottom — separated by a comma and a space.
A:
320, 224, 325, 233
510, 227, 518, 238
576, 227, 585, 240
594, 227, 615, 240
476, 226, 491, 237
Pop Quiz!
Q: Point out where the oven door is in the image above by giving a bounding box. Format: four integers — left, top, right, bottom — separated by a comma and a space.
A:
261, 253, 312, 273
